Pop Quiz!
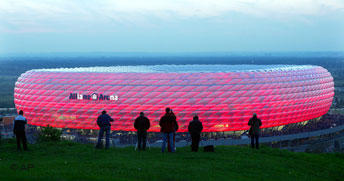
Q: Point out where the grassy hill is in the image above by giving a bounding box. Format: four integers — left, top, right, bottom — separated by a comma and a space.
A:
0, 139, 343, 181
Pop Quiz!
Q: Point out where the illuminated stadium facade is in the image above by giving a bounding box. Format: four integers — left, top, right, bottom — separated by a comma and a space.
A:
14, 65, 334, 132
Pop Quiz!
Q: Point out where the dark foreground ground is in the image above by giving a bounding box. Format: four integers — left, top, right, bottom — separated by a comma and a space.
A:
0, 140, 343, 181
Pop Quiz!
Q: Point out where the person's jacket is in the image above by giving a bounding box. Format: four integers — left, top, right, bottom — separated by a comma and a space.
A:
159, 113, 178, 133
188, 119, 203, 135
248, 116, 262, 135
97, 114, 114, 128
134, 115, 150, 131
13, 115, 27, 133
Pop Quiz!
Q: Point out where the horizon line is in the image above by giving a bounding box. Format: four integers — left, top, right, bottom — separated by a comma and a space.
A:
1, 51, 344, 58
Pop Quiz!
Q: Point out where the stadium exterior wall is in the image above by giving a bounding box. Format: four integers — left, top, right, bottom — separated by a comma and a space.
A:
14, 65, 334, 132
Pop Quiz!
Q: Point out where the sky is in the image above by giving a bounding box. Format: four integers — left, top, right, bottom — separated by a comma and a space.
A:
0, 0, 344, 54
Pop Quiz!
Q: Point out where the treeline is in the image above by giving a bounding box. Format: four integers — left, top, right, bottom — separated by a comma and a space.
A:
1, 56, 344, 76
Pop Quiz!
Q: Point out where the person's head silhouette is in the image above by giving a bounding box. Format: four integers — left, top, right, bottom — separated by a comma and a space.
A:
165, 107, 171, 114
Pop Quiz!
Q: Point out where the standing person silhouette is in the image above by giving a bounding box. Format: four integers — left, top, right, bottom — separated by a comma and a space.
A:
159, 107, 178, 152
169, 109, 178, 152
248, 113, 262, 149
13, 110, 28, 151
134, 112, 150, 151
96, 110, 114, 149
188, 115, 203, 152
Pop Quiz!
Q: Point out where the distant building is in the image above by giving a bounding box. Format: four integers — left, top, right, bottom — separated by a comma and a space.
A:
2, 116, 15, 125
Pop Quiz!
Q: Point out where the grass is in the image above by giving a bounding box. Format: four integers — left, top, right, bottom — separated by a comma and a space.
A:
0, 139, 343, 181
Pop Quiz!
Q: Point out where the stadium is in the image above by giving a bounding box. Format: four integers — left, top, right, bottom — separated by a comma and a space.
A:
14, 65, 334, 132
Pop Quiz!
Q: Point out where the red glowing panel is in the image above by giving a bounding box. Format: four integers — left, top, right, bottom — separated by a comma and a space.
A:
14, 65, 334, 132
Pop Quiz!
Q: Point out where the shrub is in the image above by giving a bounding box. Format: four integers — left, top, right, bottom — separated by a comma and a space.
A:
39, 125, 62, 142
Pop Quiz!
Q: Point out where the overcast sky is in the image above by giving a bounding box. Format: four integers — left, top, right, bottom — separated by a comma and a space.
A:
0, 0, 344, 54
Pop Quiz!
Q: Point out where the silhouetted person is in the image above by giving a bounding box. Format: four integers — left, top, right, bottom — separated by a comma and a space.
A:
248, 113, 262, 149
13, 110, 28, 151
159, 107, 178, 152
188, 115, 203, 152
96, 110, 114, 149
134, 112, 150, 150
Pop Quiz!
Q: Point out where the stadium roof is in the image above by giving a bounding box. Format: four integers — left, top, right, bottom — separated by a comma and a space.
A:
34, 64, 316, 73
